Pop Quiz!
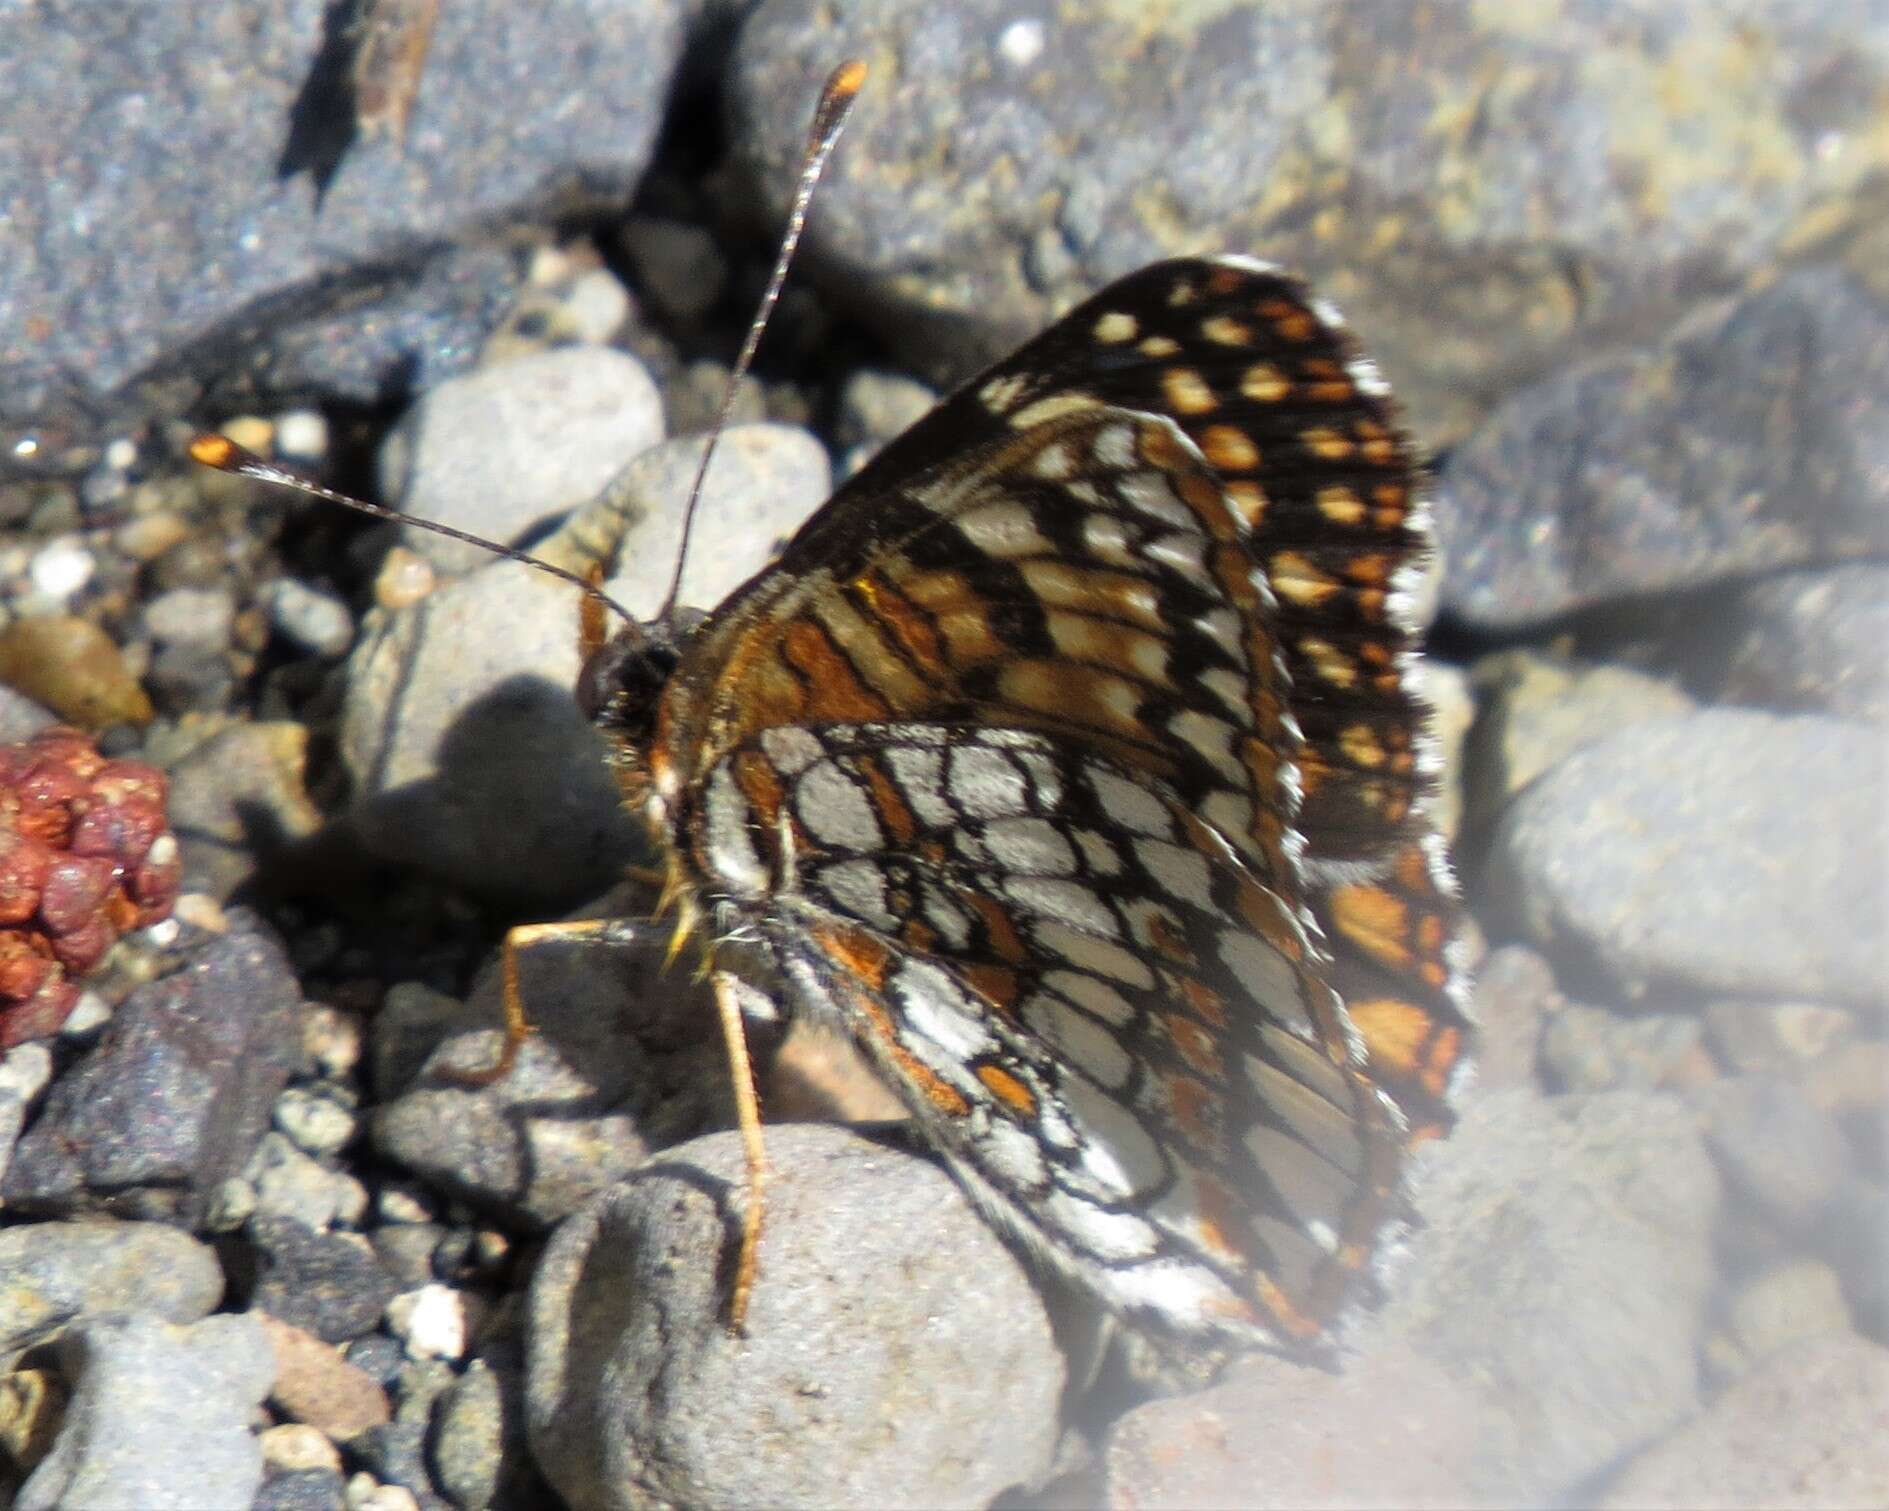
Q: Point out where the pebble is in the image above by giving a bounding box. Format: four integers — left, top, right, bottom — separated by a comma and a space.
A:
1539, 1002, 1710, 1094
1488, 710, 1886, 1002
140, 584, 235, 652
526, 1124, 1063, 1511
0, 613, 153, 727
302, 1003, 367, 1080
275, 409, 331, 465
834, 367, 938, 459
245, 1215, 399, 1345
261, 1423, 345, 1476
0, 1040, 53, 1187
256, 1469, 350, 1511
1702, 999, 1858, 1076
339, 556, 640, 905
381, 345, 664, 575
27, 537, 94, 604
347, 1480, 421, 1511
247, 1130, 350, 1231
1465, 944, 1557, 1094
2, 910, 302, 1224
257, 1312, 393, 1443
1708, 1260, 1853, 1383
431, 1360, 516, 1511
163, 720, 325, 900
0, 1220, 225, 1358
1106, 1341, 1479, 1509
1463, 650, 1694, 835
112, 510, 190, 563
371, 547, 437, 612
15, 1313, 272, 1511
621, 217, 725, 323
1599, 1332, 1889, 1509
1378, 1090, 1721, 1505
371, 1223, 447, 1290
267, 577, 355, 658
590, 424, 833, 618
385, 1283, 470, 1361
1695, 1075, 1852, 1232
275, 1086, 359, 1157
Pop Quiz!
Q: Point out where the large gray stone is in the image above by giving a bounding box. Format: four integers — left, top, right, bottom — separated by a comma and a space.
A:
0, 0, 686, 476
0, 1221, 224, 1362
526, 1124, 1064, 1510
731, 1, 1889, 447
1487, 710, 1886, 1003
17, 1313, 273, 1511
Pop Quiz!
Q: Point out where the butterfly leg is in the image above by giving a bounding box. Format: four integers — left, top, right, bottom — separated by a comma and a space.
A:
711, 968, 769, 1334
440, 917, 631, 1088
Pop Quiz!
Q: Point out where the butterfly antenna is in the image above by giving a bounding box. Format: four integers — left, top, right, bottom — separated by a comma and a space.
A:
185, 433, 642, 627
655, 57, 867, 621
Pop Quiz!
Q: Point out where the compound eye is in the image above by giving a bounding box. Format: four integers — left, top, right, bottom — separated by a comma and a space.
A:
575, 636, 634, 722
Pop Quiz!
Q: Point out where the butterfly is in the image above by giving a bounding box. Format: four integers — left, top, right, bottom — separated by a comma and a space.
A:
564, 250, 1472, 1357
192, 73, 1470, 1362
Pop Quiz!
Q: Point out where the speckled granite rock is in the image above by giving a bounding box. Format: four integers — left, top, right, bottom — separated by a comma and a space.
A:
730, 0, 1889, 444
0, 0, 687, 476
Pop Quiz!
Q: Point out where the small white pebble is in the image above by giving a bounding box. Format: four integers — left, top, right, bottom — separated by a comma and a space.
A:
0, 1041, 53, 1102
274, 409, 330, 464
265, 577, 354, 658
28, 538, 95, 604
102, 437, 138, 471
172, 893, 230, 933
998, 17, 1046, 67
301, 1003, 365, 1078
275, 1087, 358, 1156
139, 917, 181, 948
59, 990, 111, 1039
376, 1184, 435, 1226
260, 1422, 342, 1474
386, 1283, 469, 1360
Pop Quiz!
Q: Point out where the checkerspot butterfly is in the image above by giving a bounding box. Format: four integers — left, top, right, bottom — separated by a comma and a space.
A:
195, 69, 1470, 1362
584, 252, 1471, 1355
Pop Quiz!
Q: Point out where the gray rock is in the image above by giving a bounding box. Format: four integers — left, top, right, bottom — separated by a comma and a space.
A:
1599, 1333, 1889, 1510
371, 1223, 447, 1290
730, 2, 1889, 446
2, 910, 303, 1223
1539, 1002, 1707, 1095
431, 1360, 520, 1511
0, 0, 686, 477
1105, 1340, 1483, 1509
0, 1220, 224, 1362
16, 1312, 273, 1511
526, 1124, 1064, 1511
1708, 1260, 1853, 1383
587, 424, 834, 617
1379, 1089, 1720, 1505
246, 1130, 352, 1232
1442, 262, 1889, 626
1487, 711, 1886, 1003
835, 368, 939, 461
274, 1086, 359, 1158
245, 1215, 398, 1345
1462, 651, 1694, 835
1697, 1076, 1853, 1231
267, 578, 356, 659
382, 346, 663, 575
140, 585, 235, 653
0, 684, 58, 744
1465, 944, 1558, 1094
254, 1469, 349, 1511
620, 218, 725, 325
339, 555, 641, 905
1702, 999, 1860, 1076
1817, 1180, 1889, 1344
371, 909, 667, 1229
1687, 563, 1889, 725
164, 720, 325, 900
